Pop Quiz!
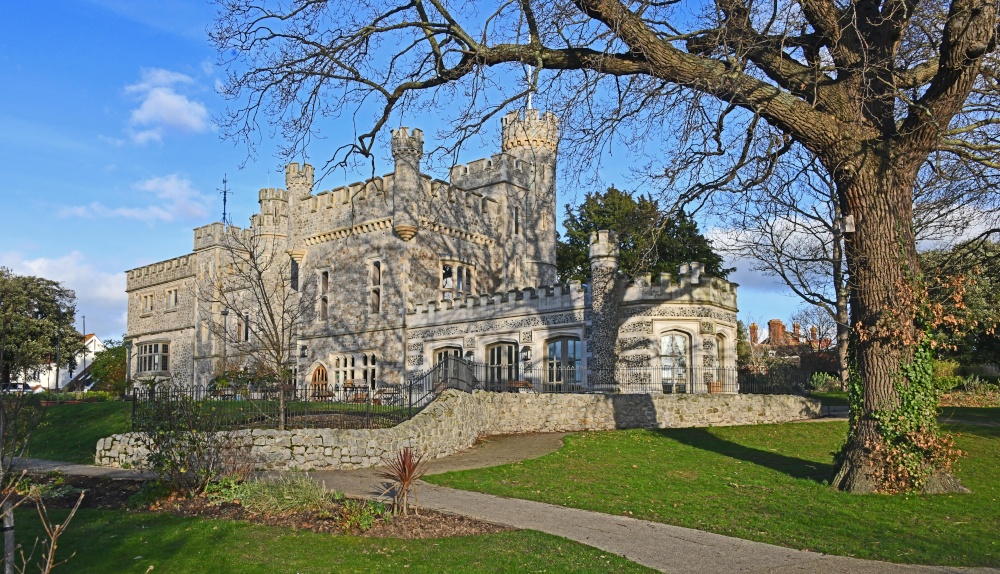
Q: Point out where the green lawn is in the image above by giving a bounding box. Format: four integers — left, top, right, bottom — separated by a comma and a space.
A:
426, 420, 1000, 567
808, 391, 849, 406
28, 401, 131, 463
12, 509, 654, 574
939, 406, 1000, 425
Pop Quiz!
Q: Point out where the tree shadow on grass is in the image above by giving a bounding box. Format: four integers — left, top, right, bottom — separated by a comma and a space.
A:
654, 427, 835, 483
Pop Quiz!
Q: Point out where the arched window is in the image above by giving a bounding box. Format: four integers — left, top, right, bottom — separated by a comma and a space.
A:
310, 365, 330, 399
312, 365, 328, 383
660, 332, 690, 393
320, 296, 328, 320
546, 337, 582, 391
487, 342, 519, 391
321, 271, 329, 294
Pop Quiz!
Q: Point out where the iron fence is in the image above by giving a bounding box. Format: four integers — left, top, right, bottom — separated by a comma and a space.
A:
132, 359, 813, 431
132, 381, 424, 432
412, 357, 812, 397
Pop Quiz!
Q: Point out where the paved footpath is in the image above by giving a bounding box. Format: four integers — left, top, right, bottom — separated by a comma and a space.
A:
18, 414, 1000, 574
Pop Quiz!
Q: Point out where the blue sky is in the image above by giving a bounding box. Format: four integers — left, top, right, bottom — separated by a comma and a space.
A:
0, 0, 800, 341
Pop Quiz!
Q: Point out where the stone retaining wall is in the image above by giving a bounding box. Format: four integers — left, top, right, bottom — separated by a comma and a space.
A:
95, 391, 822, 471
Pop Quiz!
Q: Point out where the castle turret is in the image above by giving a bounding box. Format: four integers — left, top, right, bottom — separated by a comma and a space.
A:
252, 187, 289, 237
391, 127, 423, 241
501, 109, 559, 285
588, 230, 620, 388
285, 163, 315, 198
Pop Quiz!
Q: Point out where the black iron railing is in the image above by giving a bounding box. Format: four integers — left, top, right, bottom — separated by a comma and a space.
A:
411, 357, 811, 397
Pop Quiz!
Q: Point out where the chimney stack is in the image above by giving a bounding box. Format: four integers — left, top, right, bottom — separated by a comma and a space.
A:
749, 323, 759, 346
768, 319, 785, 345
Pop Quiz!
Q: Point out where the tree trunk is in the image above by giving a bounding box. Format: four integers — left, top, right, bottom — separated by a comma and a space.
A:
829, 162, 963, 493
3, 500, 14, 574
832, 209, 850, 391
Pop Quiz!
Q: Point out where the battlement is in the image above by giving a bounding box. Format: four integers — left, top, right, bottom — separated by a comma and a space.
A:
194, 222, 251, 250
588, 230, 619, 261
501, 109, 559, 152
448, 152, 537, 192
391, 127, 424, 158
285, 162, 315, 193
306, 175, 389, 212
623, 262, 738, 310
407, 281, 588, 326
258, 187, 289, 202
449, 153, 527, 179
126, 254, 195, 291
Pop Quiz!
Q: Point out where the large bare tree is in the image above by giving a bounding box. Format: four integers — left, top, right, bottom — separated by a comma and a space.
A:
211, 0, 1000, 492
200, 227, 311, 430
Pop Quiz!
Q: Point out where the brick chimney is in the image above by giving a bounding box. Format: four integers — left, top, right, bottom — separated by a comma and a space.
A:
768, 319, 785, 345
749, 323, 759, 345
793, 322, 801, 341
810, 326, 818, 341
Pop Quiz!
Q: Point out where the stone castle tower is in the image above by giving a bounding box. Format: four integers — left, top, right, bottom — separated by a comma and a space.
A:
501, 109, 559, 286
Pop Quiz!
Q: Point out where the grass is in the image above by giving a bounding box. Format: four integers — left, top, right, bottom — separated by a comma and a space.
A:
28, 401, 131, 463
939, 407, 1000, 425
426, 419, 1000, 567
12, 509, 655, 573
808, 391, 848, 406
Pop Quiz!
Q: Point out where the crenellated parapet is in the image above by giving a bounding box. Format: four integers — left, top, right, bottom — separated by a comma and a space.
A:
391, 127, 424, 160
407, 281, 587, 327
285, 162, 315, 197
305, 177, 389, 213
588, 230, 619, 261
258, 187, 289, 203
448, 153, 535, 191
194, 222, 252, 251
501, 109, 559, 153
126, 254, 195, 292
623, 262, 738, 311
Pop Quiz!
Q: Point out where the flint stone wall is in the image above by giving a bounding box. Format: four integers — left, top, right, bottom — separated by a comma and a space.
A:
95, 390, 822, 471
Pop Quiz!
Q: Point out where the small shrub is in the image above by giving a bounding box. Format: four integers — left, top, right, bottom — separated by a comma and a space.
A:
235, 475, 339, 515
339, 499, 390, 532
133, 390, 253, 496
378, 447, 428, 516
933, 375, 965, 392
933, 359, 962, 378
808, 372, 839, 392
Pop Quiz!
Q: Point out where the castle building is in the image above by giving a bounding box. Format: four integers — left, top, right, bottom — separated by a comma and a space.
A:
125, 110, 740, 393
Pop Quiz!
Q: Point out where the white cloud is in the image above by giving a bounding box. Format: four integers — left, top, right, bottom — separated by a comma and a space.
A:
58, 174, 211, 224
125, 68, 210, 144
0, 251, 127, 339
707, 227, 789, 292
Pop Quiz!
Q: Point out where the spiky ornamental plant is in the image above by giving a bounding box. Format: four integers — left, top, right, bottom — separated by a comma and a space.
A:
377, 448, 428, 516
